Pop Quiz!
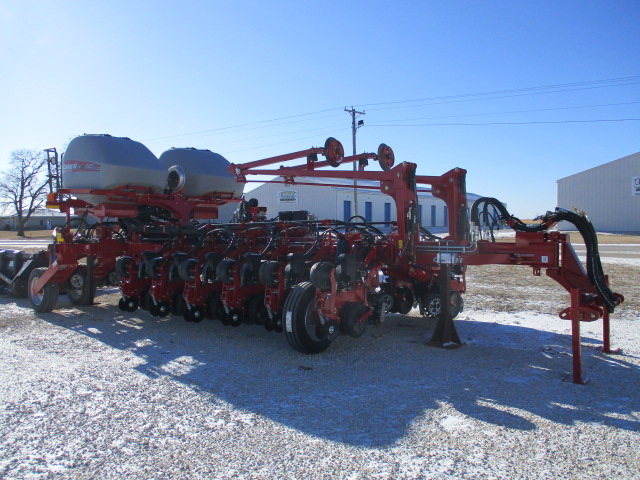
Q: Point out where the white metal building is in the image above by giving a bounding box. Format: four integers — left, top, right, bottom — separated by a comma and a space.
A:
244, 176, 482, 230
0, 208, 67, 231
557, 152, 640, 232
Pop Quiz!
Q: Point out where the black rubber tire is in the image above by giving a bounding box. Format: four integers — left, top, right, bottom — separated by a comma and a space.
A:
28, 267, 59, 313
283, 282, 332, 354
309, 262, 333, 291
66, 266, 97, 305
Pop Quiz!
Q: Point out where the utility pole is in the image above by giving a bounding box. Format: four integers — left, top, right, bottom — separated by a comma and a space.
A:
344, 106, 365, 217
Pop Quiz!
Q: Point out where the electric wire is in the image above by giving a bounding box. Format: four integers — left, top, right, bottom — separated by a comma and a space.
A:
356, 76, 640, 109
143, 108, 343, 142
171, 122, 347, 147
142, 75, 639, 150
369, 118, 640, 127
219, 127, 350, 155
365, 100, 640, 125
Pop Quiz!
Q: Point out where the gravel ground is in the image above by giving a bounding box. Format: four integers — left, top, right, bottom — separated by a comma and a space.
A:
1, 258, 638, 479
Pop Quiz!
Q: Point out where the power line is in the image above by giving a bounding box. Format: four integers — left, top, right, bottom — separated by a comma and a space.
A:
366, 100, 640, 125
364, 82, 640, 112
143, 107, 343, 142
166, 122, 347, 147
143, 75, 639, 149
356, 75, 640, 109
368, 118, 640, 127
219, 127, 350, 155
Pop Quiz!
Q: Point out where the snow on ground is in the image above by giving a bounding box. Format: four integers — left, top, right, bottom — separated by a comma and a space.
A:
1, 286, 638, 479
0, 236, 638, 479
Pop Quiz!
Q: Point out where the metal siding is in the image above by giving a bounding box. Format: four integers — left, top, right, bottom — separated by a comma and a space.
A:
557, 152, 640, 231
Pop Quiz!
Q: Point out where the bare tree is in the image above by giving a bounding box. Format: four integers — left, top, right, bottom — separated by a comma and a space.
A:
0, 149, 50, 236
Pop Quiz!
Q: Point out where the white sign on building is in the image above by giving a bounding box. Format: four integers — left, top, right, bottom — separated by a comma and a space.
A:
633, 176, 640, 196
278, 190, 298, 204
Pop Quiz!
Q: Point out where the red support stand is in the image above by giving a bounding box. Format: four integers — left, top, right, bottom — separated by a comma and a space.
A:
564, 288, 588, 385
597, 308, 622, 355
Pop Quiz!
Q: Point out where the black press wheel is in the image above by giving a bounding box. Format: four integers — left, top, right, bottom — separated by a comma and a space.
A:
206, 292, 224, 321
190, 305, 205, 323
171, 290, 185, 316
451, 291, 464, 318
66, 266, 97, 305
119, 296, 138, 312
227, 309, 244, 327
28, 267, 59, 313
139, 288, 152, 311
11, 277, 28, 298
283, 282, 333, 354
340, 302, 369, 338
247, 295, 268, 325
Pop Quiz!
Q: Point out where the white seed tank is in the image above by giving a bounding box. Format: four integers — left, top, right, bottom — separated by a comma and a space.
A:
62, 135, 168, 206
158, 147, 242, 198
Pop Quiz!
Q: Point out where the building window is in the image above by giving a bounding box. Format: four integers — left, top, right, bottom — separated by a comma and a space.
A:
365, 202, 372, 222
343, 200, 351, 222
384, 202, 391, 226
431, 205, 436, 227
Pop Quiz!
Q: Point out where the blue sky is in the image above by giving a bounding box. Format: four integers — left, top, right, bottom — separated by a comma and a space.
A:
1, 0, 638, 218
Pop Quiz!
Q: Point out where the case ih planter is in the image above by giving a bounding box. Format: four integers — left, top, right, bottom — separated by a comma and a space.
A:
21, 134, 623, 384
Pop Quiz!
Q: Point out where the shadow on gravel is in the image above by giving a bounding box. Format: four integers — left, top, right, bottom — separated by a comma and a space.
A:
6, 292, 639, 449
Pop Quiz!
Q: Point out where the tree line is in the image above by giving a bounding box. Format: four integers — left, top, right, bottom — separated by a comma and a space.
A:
0, 149, 51, 236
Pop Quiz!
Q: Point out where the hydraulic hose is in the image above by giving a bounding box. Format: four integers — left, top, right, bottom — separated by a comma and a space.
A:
471, 198, 618, 313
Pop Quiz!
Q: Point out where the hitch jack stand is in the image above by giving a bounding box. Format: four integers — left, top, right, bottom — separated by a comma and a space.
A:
427, 264, 463, 348
563, 288, 589, 385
